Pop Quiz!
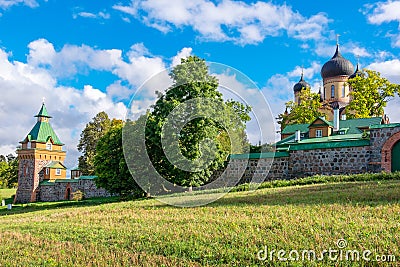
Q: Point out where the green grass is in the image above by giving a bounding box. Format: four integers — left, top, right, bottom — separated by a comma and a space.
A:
0, 188, 16, 204
0, 178, 399, 266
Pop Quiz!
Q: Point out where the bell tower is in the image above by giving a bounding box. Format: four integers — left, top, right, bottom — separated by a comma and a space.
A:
14, 102, 67, 203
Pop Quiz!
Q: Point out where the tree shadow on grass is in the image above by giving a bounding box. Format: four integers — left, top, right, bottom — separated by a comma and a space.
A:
140, 180, 400, 209
0, 196, 127, 216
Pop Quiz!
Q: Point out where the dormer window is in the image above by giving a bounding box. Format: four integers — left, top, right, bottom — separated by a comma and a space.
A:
56, 169, 61, 176
316, 129, 323, 138
45, 168, 49, 175
46, 143, 52, 150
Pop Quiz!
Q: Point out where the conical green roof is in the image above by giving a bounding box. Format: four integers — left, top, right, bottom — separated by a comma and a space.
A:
34, 103, 52, 118
21, 103, 63, 145
24, 120, 63, 145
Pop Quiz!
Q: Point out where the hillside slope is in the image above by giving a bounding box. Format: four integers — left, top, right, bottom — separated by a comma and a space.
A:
1, 180, 399, 266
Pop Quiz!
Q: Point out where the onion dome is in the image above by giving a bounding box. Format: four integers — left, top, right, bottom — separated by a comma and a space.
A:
349, 63, 362, 79
293, 73, 310, 92
321, 45, 354, 79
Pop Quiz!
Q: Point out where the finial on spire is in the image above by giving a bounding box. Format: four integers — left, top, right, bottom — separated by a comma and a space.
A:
336, 34, 340, 46
42, 97, 46, 104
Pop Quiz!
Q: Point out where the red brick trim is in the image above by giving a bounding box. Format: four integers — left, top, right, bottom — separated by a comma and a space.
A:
381, 131, 400, 172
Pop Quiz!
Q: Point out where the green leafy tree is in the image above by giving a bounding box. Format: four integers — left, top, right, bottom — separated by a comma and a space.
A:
277, 87, 323, 129
77, 112, 111, 175
94, 121, 144, 197
145, 56, 250, 187
0, 154, 18, 188
347, 69, 400, 118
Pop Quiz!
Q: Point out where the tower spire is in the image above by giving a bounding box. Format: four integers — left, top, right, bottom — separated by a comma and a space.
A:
336, 34, 340, 46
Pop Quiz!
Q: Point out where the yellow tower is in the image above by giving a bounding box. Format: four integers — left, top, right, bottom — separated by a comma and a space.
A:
14, 102, 67, 203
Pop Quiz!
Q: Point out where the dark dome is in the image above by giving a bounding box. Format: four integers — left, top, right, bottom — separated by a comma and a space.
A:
349, 64, 362, 79
321, 45, 354, 79
293, 73, 310, 92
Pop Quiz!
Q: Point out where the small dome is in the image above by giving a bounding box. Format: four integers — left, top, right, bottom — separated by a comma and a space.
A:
349, 64, 362, 79
321, 45, 354, 79
293, 73, 310, 92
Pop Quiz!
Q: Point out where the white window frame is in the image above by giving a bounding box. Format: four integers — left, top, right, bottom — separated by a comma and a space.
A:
56, 168, 61, 176
316, 129, 323, 138
46, 143, 52, 150
45, 168, 49, 175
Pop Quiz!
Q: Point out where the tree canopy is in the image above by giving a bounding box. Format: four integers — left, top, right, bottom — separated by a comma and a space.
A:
77, 112, 112, 175
277, 87, 323, 129
347, 69, 400, 118
94, 121, 143, 197
144, 56, 250, 187
0, 154, 18, 188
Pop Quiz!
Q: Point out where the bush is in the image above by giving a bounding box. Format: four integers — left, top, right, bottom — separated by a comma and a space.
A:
72, 190, 84, 201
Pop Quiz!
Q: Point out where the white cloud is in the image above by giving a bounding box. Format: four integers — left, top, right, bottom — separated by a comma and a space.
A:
114, 0, 330, 45
366, 1, 400, 24
73, 11, 110, 20
365, 1, 400, 47
367, 59, 400, 84
0, 0, 38, 9
171, 47, 192, 67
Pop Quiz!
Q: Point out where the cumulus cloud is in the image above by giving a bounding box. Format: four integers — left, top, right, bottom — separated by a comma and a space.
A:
171, 47, 192, 67
364, 1, 400, 47
0, 0, 38, 9
113, 0, 330, 45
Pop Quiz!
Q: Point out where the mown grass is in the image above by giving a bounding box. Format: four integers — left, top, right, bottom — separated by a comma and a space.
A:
0, 188, 16, 205
0, 177, 399, 266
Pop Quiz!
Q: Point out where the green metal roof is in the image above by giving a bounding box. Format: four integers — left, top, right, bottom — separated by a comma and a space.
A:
308, 117, 333, 127
281, 123, 309, 134
282, 117, 382, 135
339, 117, 382, 134
44, 161, 66, 169
34, 103, 52, 118
229, 151, 289, 159
78, 175, 97, 180
277, 133, 369, 150
24, 120, 63, 145
370, 123, 400, 129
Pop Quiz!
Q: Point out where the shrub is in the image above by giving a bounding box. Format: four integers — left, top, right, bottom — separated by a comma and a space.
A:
72, 190, 84, 201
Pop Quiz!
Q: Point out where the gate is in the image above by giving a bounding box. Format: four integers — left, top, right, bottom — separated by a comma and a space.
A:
392, 141, 400, 172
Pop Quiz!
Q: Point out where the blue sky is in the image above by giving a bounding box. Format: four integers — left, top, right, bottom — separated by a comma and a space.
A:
0, 0, 399, 167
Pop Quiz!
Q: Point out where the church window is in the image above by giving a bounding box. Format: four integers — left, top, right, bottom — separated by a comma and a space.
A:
56, 169, 61, 176
316, 129, 323, 138
331, 85, 335, 98
27, 142, 31, 149
46, 143, 52, 150
342, 85, 345, 97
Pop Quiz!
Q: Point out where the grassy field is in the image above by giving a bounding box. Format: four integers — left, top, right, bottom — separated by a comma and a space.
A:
0, 179, 399, 266
0, 188, 15, 204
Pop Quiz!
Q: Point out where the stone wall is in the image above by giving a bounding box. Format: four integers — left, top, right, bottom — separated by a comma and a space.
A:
369, 126, 400, 172
39, 179, 110, 202
288, 146, 371, 177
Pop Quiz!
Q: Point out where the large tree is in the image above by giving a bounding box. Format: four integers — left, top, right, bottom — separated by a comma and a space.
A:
94, 121, 144, 197
145, 56, 250, 187
277, 87, 323, 129
77, 112, 111, 175
347, 69, 400, 118
0, 154, 18, 188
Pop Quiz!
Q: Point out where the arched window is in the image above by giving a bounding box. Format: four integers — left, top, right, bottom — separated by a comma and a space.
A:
331, 85, 335, 98
342, 85, 345, 97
